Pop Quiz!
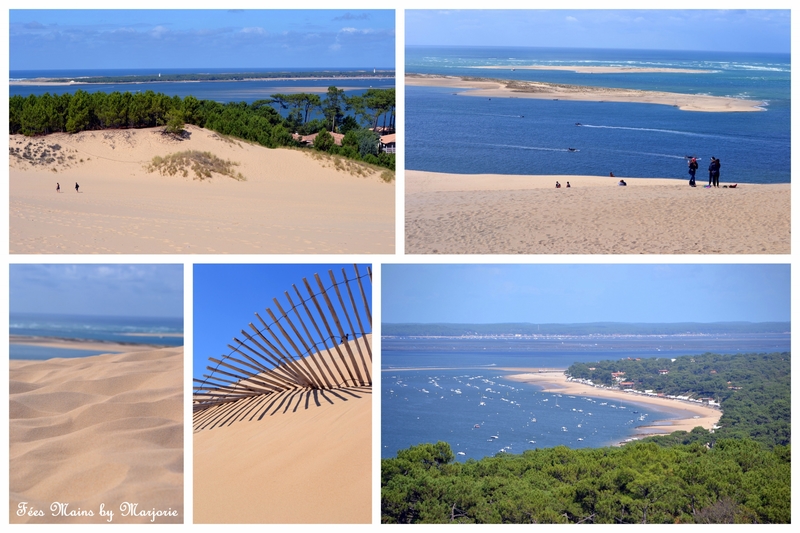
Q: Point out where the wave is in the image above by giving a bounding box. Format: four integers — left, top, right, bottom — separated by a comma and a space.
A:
474, 143, 576, 153
460, 112, 526, 118
594, 148, 699, 161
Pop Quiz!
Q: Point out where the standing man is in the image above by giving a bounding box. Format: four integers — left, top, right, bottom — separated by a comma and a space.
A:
688, 157, 698, 187
75, 182, 80, 193
712, 158, 721, 188
708, 157, 716, 186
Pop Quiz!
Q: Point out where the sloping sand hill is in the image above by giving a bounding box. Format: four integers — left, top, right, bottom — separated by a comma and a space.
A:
406, 171, 790, 254
9, 125, 394, 254
9, 347, 183, 524
193, 336, 372, 523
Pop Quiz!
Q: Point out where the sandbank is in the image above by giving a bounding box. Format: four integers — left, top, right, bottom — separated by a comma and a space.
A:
406, 75, 765, 112
9, 125, 394, 254
10, 335, 179, 352
9, 347, 183, 523
193, 336, 371, 523
10, 76, 392, 87
406, 170, 790, 254
474, 65, 713, 74
503, 370, 722, 437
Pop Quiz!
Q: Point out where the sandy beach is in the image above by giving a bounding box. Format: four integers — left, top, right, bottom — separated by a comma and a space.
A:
503, 369, 722, 437
474, 65, 713, 74
10, 77, 392, 87
194, 336, 371, 523
10, 335, 180, 352
406, 170, 790, 254
9, 125, 394, 254
406, 75, 765, 112
9, 347, 183, 523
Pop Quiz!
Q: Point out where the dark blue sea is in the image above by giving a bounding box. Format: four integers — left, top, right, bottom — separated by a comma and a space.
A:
381, 334, 790, 460
406, 47, 790, 184
9, 313, 184, 360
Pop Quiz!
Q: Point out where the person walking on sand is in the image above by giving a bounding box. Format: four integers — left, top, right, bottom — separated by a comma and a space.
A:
75, 182, 80, 193
688, 158, 698, 187
56, 182, 60, 193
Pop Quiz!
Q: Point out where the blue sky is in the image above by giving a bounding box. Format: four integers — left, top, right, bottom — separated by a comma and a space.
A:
194, 263, 372, 380
382, 264, 790, 324
406, 10, 790, 54
9, 264, 183, 318
9, 10, 395, 70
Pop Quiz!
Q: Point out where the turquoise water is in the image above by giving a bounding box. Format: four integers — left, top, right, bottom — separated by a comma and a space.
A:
9, 313, 183, 360
406, 47, 790, 183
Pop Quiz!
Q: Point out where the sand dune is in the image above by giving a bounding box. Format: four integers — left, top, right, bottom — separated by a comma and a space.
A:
9, 347, 183, 524
9, 125, 394, 254
405, 171, 790, 254
406, 75, 765, 112
193, 337, 371, 523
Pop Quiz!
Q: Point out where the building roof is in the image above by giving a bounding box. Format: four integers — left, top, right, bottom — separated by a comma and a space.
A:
295, 131, 344, 146
380, 133, 396, 144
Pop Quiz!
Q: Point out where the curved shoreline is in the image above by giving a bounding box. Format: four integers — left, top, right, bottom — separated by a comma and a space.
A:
382, 365, 721, 444
406, 74, 765, 112
502, 369, 722, 440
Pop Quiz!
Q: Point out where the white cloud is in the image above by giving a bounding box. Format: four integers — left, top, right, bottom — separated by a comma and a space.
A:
150, 25, 169, 38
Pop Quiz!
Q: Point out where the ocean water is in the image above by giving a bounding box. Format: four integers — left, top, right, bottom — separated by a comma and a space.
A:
381, 334, 789, 460
406, 47, 790, 184
9, 313, 183, 360
9, 68, 395, 118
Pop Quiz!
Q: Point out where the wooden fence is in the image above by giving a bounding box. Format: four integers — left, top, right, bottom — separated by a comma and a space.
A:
193, 265, 372, 414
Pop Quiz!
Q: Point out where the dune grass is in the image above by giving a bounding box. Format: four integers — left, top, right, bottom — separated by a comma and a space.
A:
304, 151, 395, 183
146, 150, 246, 181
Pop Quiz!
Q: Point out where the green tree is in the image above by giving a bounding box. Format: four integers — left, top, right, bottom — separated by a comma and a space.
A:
322, 86, 345, 132
313, 128, 334, 151
165, 108, 185, 134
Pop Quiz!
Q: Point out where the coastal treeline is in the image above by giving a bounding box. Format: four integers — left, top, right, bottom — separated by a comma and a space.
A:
567, 352, 790, 448
382, 351, 791, 523
8, 87, 396, 170
381, 439, 790, 523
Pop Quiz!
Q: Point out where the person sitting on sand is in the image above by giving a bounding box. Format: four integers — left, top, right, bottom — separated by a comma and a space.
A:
618, 179, 627, 186
566, 182, 571, 188
56, 182, 60, 193
75, 182, 79, 193
555, 181, 561, 188
610, 172, 615, 177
